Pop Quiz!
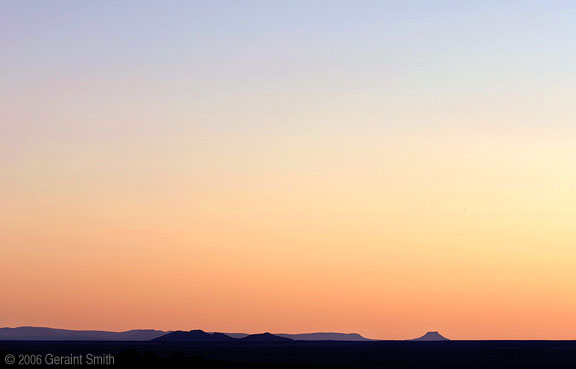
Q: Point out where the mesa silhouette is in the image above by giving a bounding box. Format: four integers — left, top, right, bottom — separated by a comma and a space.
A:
410, 331, 450, 341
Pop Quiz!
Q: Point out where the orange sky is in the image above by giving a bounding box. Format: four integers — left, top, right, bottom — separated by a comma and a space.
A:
3, 123, 576, 339
2, 1, 576, 339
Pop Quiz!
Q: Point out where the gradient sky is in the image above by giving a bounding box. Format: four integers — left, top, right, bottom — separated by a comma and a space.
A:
2, 1, 576, 340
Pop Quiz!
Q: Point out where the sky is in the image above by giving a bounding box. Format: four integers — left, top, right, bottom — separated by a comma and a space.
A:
1, 1, 576, 340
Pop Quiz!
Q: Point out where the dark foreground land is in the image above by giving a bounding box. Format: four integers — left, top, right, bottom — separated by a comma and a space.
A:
2, 340, 576, 369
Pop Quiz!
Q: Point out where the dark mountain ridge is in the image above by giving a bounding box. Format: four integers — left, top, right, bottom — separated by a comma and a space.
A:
0, 326, 166, 341
153, 330, 291, 343
0, 327, 371, 341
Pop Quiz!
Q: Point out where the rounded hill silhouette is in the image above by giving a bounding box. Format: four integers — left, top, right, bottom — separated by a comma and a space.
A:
239, 332, 293, 343
152, 330, 235, 342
